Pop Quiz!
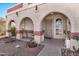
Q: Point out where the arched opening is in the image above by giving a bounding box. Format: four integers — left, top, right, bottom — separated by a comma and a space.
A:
8, 20, 16, 37
41, 12, 71, 40
20, 17, 34, 40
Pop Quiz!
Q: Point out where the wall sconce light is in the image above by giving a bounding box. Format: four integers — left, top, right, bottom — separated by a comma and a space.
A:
35, 5, 38, 11
35, 5, 38, 13
16, 12, 18, 16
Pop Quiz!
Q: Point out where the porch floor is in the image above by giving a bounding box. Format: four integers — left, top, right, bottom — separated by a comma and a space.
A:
38, 39, 65, 56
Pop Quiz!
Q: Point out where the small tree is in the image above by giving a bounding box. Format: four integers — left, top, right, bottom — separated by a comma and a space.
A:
11, 26, 16, 36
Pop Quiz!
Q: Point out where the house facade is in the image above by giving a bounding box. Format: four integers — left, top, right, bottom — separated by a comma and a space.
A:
6, 3, 79, 50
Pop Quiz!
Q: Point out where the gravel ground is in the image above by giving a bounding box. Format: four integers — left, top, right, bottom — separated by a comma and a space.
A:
0, 38, 44, 56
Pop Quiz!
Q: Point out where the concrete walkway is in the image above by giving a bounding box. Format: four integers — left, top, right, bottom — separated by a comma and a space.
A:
38, 39, 65, 56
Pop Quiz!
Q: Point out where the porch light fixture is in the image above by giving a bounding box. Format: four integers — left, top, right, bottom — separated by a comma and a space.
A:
16, 12, 18, 16
35, 5, 38, 10
35, 5, 38, 13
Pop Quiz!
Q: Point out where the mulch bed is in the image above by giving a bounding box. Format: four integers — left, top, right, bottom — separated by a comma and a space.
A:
0, 38, 44, 56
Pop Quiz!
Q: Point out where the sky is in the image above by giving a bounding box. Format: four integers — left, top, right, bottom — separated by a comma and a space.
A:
0, 3, 16, 18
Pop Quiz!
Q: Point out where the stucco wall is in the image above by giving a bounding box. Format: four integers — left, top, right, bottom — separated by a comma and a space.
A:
6, 3, 79, 32
6, 3, 79, 47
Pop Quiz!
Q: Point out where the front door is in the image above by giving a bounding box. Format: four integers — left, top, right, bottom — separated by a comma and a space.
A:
54, 14, 65, 39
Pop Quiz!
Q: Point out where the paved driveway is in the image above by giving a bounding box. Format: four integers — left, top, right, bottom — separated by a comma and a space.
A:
38, 39, 65, 56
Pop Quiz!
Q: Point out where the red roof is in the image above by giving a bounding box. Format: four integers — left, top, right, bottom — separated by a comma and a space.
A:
7, 3, 23, 13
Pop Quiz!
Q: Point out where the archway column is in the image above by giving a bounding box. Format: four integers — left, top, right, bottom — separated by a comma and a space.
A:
65, 37, 71, 49
6, 21, 9, 37
65, 22, 79, 50
69, 31, 79, 50
66, 21, 78, 50
6, 26, 10, 37
16, 26, 21, 39
65, 19, 71, 49
6, 20, 14, 37
33, 21, 44, 44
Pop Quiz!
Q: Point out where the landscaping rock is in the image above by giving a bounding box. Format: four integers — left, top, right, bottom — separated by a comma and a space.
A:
15, 44, 20, 48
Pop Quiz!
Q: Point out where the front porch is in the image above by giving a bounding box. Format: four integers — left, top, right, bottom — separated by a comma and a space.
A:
20, 38, 65, 56
38, 38, 65, 56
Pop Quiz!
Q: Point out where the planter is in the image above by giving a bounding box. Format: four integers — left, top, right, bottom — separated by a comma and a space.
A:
65, 37, 70, 48
71, 39, 79, 51
41, 34, 44, 42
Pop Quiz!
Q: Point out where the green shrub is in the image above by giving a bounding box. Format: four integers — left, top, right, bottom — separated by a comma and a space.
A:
75, 36, 79, 42
11, 26, 16, 36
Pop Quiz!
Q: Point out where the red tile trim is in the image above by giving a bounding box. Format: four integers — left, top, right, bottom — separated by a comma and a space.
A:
6, 29, 11, 32
33, 31, 44, 36
7, 3, 23, 13
70, 32, 79, 39
15, 30, 44, 36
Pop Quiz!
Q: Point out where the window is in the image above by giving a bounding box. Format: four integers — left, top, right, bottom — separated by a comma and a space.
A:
56, 18, 63, 35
